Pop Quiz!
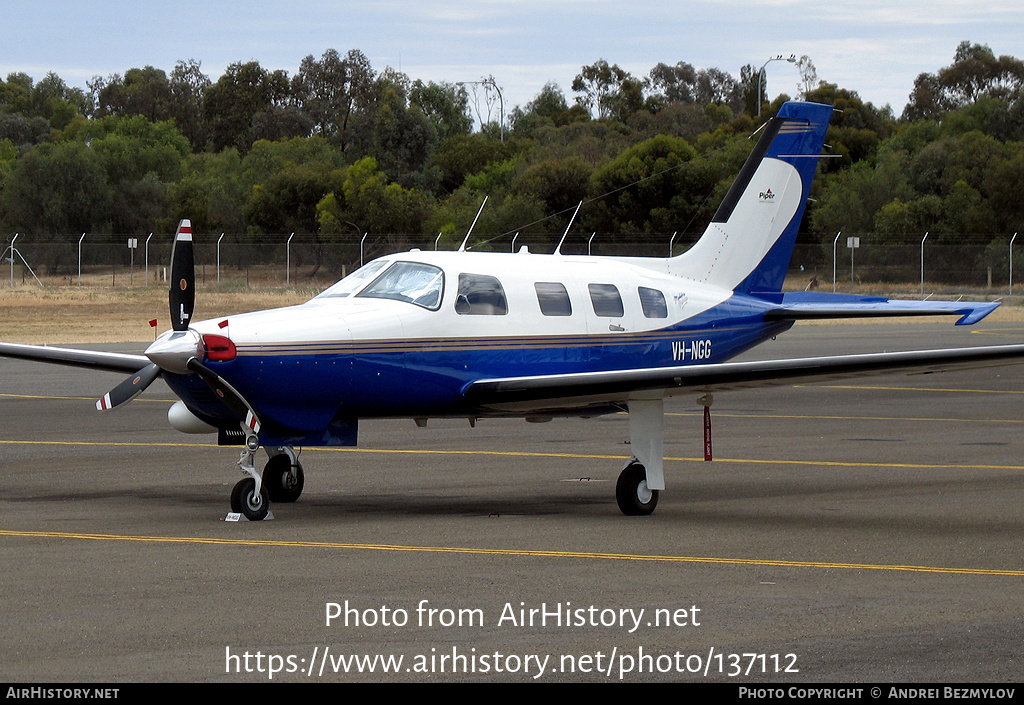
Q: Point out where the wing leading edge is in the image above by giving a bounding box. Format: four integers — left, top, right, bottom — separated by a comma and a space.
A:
463, 344, 1024, 413
0, 342, 149, 374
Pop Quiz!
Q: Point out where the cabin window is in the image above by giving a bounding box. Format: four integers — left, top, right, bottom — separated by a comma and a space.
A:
314, 259, 389, 299
638, 287, 668, 318
356, 261, 444, 310
455, 273, 508, 315
535, 282, 572, 316
588, 283, 623, 317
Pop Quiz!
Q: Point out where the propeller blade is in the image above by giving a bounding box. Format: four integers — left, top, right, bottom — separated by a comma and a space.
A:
185, 358, 262, 435
169, 219, 195, 332
96, 363, 162, 411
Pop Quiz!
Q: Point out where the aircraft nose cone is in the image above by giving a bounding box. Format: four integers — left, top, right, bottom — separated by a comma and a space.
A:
145, 329, 204, 374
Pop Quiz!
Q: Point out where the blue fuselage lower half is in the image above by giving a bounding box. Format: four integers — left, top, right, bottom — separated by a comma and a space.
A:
162, 293, 792, 446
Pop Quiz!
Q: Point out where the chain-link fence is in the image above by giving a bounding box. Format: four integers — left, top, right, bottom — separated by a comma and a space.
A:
3, 231, 1021, 295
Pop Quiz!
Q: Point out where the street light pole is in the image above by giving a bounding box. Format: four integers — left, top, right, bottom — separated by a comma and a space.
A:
757, 54, 797, 117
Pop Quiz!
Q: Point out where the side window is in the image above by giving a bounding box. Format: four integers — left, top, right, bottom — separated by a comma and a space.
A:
535, 282, 572, 316
589, 283, 623, 317
455, 273, 508, 315
638, 287, 668, 318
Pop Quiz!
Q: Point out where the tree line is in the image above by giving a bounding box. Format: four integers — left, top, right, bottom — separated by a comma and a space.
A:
1, 42, 1022, 284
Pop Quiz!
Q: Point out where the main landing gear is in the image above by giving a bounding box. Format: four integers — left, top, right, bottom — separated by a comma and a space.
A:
616, 461, 659, 516
229, 442, 304, 521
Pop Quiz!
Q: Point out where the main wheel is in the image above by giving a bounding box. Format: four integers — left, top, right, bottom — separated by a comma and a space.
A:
616, 462, 659, 516
230, 477, 270, 521
263, 455, 304, 503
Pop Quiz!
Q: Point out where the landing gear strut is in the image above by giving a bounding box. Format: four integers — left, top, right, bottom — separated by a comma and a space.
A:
229, 434, 267, 520
227, 442, 304, 520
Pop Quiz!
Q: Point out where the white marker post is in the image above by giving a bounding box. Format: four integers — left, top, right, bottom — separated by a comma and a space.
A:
128, 238, 138, 286
847, 236, 860, 285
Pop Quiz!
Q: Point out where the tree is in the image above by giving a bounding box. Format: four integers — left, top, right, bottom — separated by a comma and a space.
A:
205, 61, 291, 152
572, 60, 646, 121
245, 161, 344, 235
904, 42, 1024, 120
649, 62, 698, 104
409, 80, 473, 142
316, 156, 432, 237
168, 149, 246, 233
693, 68, 740, 109
291, 48, 377, 150
91, 66, 174, 123
1, 141, 111, 233
795, 55, 819, 98
169, 59, 212, 150
587, 134, 698, 234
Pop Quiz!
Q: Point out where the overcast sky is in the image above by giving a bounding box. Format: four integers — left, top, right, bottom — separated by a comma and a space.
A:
5, 0, 1022, 116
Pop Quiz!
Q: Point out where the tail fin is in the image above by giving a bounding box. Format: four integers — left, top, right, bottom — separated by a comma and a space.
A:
671, 101, 833, 295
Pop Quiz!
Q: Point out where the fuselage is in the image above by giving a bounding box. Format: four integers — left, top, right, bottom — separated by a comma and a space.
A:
162, 248, 791, 443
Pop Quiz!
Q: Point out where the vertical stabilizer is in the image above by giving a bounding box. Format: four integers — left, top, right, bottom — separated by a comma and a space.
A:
671, 101, 832, 295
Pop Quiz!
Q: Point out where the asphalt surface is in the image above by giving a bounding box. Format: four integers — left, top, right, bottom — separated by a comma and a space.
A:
1, 321, 1023, 683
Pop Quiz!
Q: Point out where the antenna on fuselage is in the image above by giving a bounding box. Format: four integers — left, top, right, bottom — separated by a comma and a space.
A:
553, 200, 583, 255
458, 196, 489, 252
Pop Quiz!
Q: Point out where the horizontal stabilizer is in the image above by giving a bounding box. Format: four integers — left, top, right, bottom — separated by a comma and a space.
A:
763, 293, 999, 326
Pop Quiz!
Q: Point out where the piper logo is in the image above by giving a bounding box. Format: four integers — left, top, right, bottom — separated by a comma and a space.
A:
759, 188, 775, 202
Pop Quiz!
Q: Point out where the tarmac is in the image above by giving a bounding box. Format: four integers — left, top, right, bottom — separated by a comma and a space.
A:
1, 321, 1023, 682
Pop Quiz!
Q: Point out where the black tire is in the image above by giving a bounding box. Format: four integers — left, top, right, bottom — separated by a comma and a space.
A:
615, 462, 659, 516
263, 455, 304, 503
230, 477, 270, 521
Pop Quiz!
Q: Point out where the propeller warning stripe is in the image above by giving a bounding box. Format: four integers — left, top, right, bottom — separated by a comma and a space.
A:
245, 410, 261, 433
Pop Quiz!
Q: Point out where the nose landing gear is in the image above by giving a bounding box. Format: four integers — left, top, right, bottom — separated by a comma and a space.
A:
228, 442, 304, 521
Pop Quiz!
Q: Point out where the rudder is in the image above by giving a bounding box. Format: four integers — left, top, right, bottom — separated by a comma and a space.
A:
671, 101, 833, 295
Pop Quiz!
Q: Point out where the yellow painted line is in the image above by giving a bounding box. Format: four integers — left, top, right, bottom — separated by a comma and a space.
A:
793, 384, 1024, 394
667, 411, 1024, 425
2, 438, 1023, 472
0, 392, 175, 403
0, 529, 1019, 577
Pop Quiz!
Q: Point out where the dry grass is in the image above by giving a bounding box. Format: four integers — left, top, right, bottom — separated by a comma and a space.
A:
0, 285, 312, 344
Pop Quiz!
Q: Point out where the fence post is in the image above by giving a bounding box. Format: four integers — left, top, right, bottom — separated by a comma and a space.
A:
1011, 233, 1018, 297
217, 233, 224, 284
78, 233, 86, 287
9, 234, 17, 287
286, 233, 294, 286
832, 231, 841, 292
920, 232, 929, 297
144, 233, 152, 288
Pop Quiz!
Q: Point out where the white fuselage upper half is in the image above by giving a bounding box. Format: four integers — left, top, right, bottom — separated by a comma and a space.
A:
191, 249, 738, 350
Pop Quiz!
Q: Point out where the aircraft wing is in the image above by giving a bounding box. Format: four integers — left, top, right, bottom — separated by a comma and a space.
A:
762, 293, 998, 326
463, 344, 1024, 413
0, 342, 150, 374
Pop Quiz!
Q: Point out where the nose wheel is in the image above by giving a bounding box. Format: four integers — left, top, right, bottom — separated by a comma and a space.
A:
231, 477, 270, 521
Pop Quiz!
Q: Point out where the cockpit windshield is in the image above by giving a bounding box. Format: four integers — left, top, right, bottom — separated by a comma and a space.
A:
313, 259, 390, 300
356, 261, 445, 310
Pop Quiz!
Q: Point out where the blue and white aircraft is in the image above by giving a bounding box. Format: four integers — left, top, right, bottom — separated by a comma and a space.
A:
3, 101, 1023, 520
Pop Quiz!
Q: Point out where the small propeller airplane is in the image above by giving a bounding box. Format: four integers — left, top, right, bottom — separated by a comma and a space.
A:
3, 100, 1024, 520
